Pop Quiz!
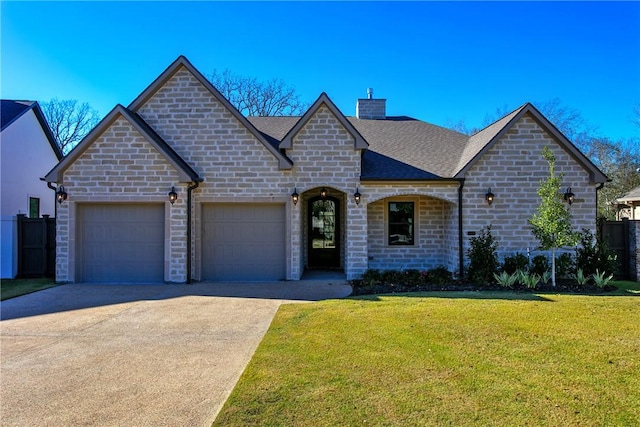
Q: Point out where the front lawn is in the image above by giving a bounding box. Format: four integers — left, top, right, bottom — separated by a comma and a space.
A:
214, 287, 640, 426
0, 278, 57, 301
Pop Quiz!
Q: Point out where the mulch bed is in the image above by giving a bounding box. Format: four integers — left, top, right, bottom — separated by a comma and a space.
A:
349, 280, 618, 296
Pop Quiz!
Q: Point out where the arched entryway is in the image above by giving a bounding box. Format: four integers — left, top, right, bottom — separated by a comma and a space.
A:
307, 195, 340, 269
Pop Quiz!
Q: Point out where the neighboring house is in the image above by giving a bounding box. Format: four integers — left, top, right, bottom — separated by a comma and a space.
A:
1, 100, 63, 279
616, 186, 640, 220
44, 56, 607, 283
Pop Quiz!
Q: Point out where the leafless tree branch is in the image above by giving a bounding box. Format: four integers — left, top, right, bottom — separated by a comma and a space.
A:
41, 98, 101, 154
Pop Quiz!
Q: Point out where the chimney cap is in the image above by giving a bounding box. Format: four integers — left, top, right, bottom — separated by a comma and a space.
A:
367, 88, 373, 99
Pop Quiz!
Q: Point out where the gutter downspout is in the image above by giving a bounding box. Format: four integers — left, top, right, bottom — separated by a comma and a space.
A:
595, 182, 605, 222
458, 179, 465, 281
186, 180, 201, 284
42, 178, 58, 218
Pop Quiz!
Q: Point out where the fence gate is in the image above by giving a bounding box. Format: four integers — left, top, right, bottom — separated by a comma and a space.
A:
17, 214, 56, 278
599, 219, 630, 280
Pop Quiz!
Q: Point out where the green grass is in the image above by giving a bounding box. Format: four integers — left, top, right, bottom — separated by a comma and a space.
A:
1, 278, 57, 301
214, 284, 640, 426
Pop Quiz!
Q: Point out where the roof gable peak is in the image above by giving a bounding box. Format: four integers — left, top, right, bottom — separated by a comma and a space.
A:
455, 102, 607, 183
45, 104, 201, 183
280, 92, 368, 150
128, 55, 292, 169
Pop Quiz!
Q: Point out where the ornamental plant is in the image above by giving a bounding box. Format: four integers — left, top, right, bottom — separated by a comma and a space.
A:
529, 147, 579, 287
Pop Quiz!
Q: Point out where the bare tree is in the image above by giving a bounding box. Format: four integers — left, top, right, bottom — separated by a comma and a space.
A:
41, 98, 101, 154
208, 69, 307, 116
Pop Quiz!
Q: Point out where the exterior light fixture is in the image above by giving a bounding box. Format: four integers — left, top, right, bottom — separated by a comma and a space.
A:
56, 186, 68, 204
354, 188, 361, 205
168, 186, 178, 205
320, 187, 327, 199
485, 188, 494, 206
564, 187, 575, 205
292, 188, 299, 205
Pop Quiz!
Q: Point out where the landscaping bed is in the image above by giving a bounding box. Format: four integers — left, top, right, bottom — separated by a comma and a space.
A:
350, 269, 619, 296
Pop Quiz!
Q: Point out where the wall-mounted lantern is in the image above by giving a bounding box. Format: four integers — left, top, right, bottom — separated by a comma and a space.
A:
485, 188, 494, 206
564, 187, 575, 205
291, 188, 299, 205
354, 188, 362, 205
56, 186, 68, 204
168, 186, 178, 205
320, 187, 327, 199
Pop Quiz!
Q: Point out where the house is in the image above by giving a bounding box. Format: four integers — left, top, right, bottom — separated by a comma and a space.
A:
615, 185, 640, 220
44, 56, 607, 283
1, 100, 63, 279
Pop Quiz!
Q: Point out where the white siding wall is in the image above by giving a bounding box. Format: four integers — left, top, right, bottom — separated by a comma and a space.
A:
1, 109, 59, 278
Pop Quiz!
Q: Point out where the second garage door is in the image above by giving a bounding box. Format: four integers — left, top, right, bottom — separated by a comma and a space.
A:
202, 203, 286, 281
78, 204, 164, 283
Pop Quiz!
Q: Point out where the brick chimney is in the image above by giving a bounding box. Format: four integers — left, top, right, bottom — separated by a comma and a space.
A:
356, 88, 386, 120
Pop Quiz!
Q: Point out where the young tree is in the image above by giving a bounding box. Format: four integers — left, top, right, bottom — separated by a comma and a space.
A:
529, 146, 579, 287
41, 98, 101, 154
208, 69, 308, 116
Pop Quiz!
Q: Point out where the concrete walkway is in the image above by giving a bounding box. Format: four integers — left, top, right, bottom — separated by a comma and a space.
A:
0, 281, 351, 426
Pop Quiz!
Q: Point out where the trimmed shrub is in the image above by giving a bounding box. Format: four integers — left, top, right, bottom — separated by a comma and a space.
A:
576, 229, 617, 277
427, 266, 453, 285
556, 252, 576, 279
530, 255, 550, 277
502, 253, 529, 274
467, 225, 499, 285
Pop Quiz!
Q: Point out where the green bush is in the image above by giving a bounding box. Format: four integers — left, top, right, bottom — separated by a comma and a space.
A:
576, 229, 617, 277
467, 225, 499, 285
556, 252, 576, 279
530, 255, 550, 277
427, 266, 453, 285
361, 269, 382, 286
502, 253, 529, 274
381, 270, 403, 285
403, 269, 422, 286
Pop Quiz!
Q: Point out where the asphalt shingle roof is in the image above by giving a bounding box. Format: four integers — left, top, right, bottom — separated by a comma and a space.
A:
248, 115, 469, 179
1, 100, 35, 130
617, 185, 640, 203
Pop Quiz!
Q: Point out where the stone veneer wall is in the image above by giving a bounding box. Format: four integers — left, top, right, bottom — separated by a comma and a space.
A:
289, 105, 365, 278
56, 117, 184, 282
367, 196, 451, 271
136, 69, 368, 280
363, 183, 460, 273
462, 113, 597, 264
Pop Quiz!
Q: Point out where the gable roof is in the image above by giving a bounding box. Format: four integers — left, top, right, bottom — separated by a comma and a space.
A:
347, 116, 468, 178
128, 55, 292, 170
616, 185, 640, 204
249, 115, 469, 179
45, 104, 201, 183
279, 92, 368, 150
1, 100, 63, 160
454, 103, 608, 183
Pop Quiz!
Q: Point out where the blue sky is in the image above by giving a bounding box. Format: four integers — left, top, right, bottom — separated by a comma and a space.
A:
2, 1, 639, 140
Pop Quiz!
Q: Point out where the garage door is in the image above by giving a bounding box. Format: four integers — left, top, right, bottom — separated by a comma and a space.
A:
202, 204, 285, 281
78, 204, 164, 283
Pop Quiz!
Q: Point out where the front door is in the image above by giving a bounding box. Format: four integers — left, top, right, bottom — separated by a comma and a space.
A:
308, 196, 340, 269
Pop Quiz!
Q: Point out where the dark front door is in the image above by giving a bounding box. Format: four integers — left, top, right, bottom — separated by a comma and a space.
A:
308, 196, 340, 269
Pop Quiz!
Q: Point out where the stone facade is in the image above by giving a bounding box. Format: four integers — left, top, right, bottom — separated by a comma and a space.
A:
462, 114, 596, 263
48, 57, 605, 284
55, 116, 184, 282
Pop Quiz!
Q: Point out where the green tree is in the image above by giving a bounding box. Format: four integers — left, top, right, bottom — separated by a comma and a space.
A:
529, 146, 579, 287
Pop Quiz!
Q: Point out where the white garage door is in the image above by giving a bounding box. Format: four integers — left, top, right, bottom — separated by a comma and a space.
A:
202, 203, 286, 281
78, 204, 164, 283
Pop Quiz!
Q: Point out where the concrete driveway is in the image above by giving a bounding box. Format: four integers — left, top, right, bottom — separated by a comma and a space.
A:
0, 281, 351, 426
